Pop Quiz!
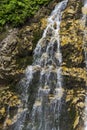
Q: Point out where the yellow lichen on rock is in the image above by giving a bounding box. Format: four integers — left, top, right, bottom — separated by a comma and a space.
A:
0, 88, 22, 127
60, 0, 86, 129
73, 115, 79, 129
40, 18, 47, 30
5, 119, 12, 126
82, 7, 87, 14
62, 66, 86, 82
0, 108, 5, 115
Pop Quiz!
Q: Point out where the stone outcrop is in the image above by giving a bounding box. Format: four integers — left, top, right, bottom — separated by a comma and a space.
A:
0, 87, 22, 129
0, 0, 63, 128
60, 0, 86, 130
82, 6, 87, 14
0, 0, 62, 86
0, 0, 87, 129
0, 0, 62, 75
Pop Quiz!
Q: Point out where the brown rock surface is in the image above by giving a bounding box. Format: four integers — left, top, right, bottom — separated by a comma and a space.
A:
0, 0, 61, 86
0, 0, 63, 128
60, 0, 86, 129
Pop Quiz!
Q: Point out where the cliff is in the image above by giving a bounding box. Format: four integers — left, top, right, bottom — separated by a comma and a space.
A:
0, 0, 87, 129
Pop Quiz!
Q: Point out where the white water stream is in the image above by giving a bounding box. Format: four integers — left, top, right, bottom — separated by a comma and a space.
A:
9, 1, 68, 130
28, 1, 68, 130
82, 0, 87, 129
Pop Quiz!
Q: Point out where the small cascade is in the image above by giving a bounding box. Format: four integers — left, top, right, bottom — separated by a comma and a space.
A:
12, 0, 68, 130
26, 1, 68, 130
12, 65, 41, 130
82, 0, 87, 129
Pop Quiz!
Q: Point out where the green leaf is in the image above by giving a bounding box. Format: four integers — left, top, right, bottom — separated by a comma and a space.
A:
0, 19, 6, 25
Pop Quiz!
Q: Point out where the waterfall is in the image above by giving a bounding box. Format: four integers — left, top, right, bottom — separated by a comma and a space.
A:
11, 0, 68, 130
82, 0, 87, 129
82, 0, 87, 68
84, 0, 87, 6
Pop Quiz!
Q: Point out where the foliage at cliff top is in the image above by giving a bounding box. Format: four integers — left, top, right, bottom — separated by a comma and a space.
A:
0, 0, 51, 29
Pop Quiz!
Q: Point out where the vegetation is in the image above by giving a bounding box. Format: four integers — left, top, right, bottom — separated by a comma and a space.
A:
0, 0, 51, 28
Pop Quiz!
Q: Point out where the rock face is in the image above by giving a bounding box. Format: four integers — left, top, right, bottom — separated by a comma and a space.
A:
60, 0, 86, 129
0, 88, 22, 129
0, 29, 21, 85
0, 0, 87, 129
0, 0, 63, 128
0, 0, 60, 85
0, 24, 39, 85
82, 6, 87, 14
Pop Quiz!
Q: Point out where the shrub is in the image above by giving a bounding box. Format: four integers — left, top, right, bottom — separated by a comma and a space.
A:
0, 0, 51, 27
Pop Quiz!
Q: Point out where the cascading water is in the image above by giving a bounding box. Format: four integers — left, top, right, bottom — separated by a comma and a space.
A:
11, 0, 68, 130
82, 1, 87, 68
82, 0, 87, 129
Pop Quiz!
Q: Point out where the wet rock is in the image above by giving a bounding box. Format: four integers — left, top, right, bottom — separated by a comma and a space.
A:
73, 116, 80, 129
0, 87, 22, 129
60, 0, 86, 129
82, 7, 87, 14
66, 8, 75, 14
77, 102, 85, 109
65, 88, 85, 130
0, 0, 64, 86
